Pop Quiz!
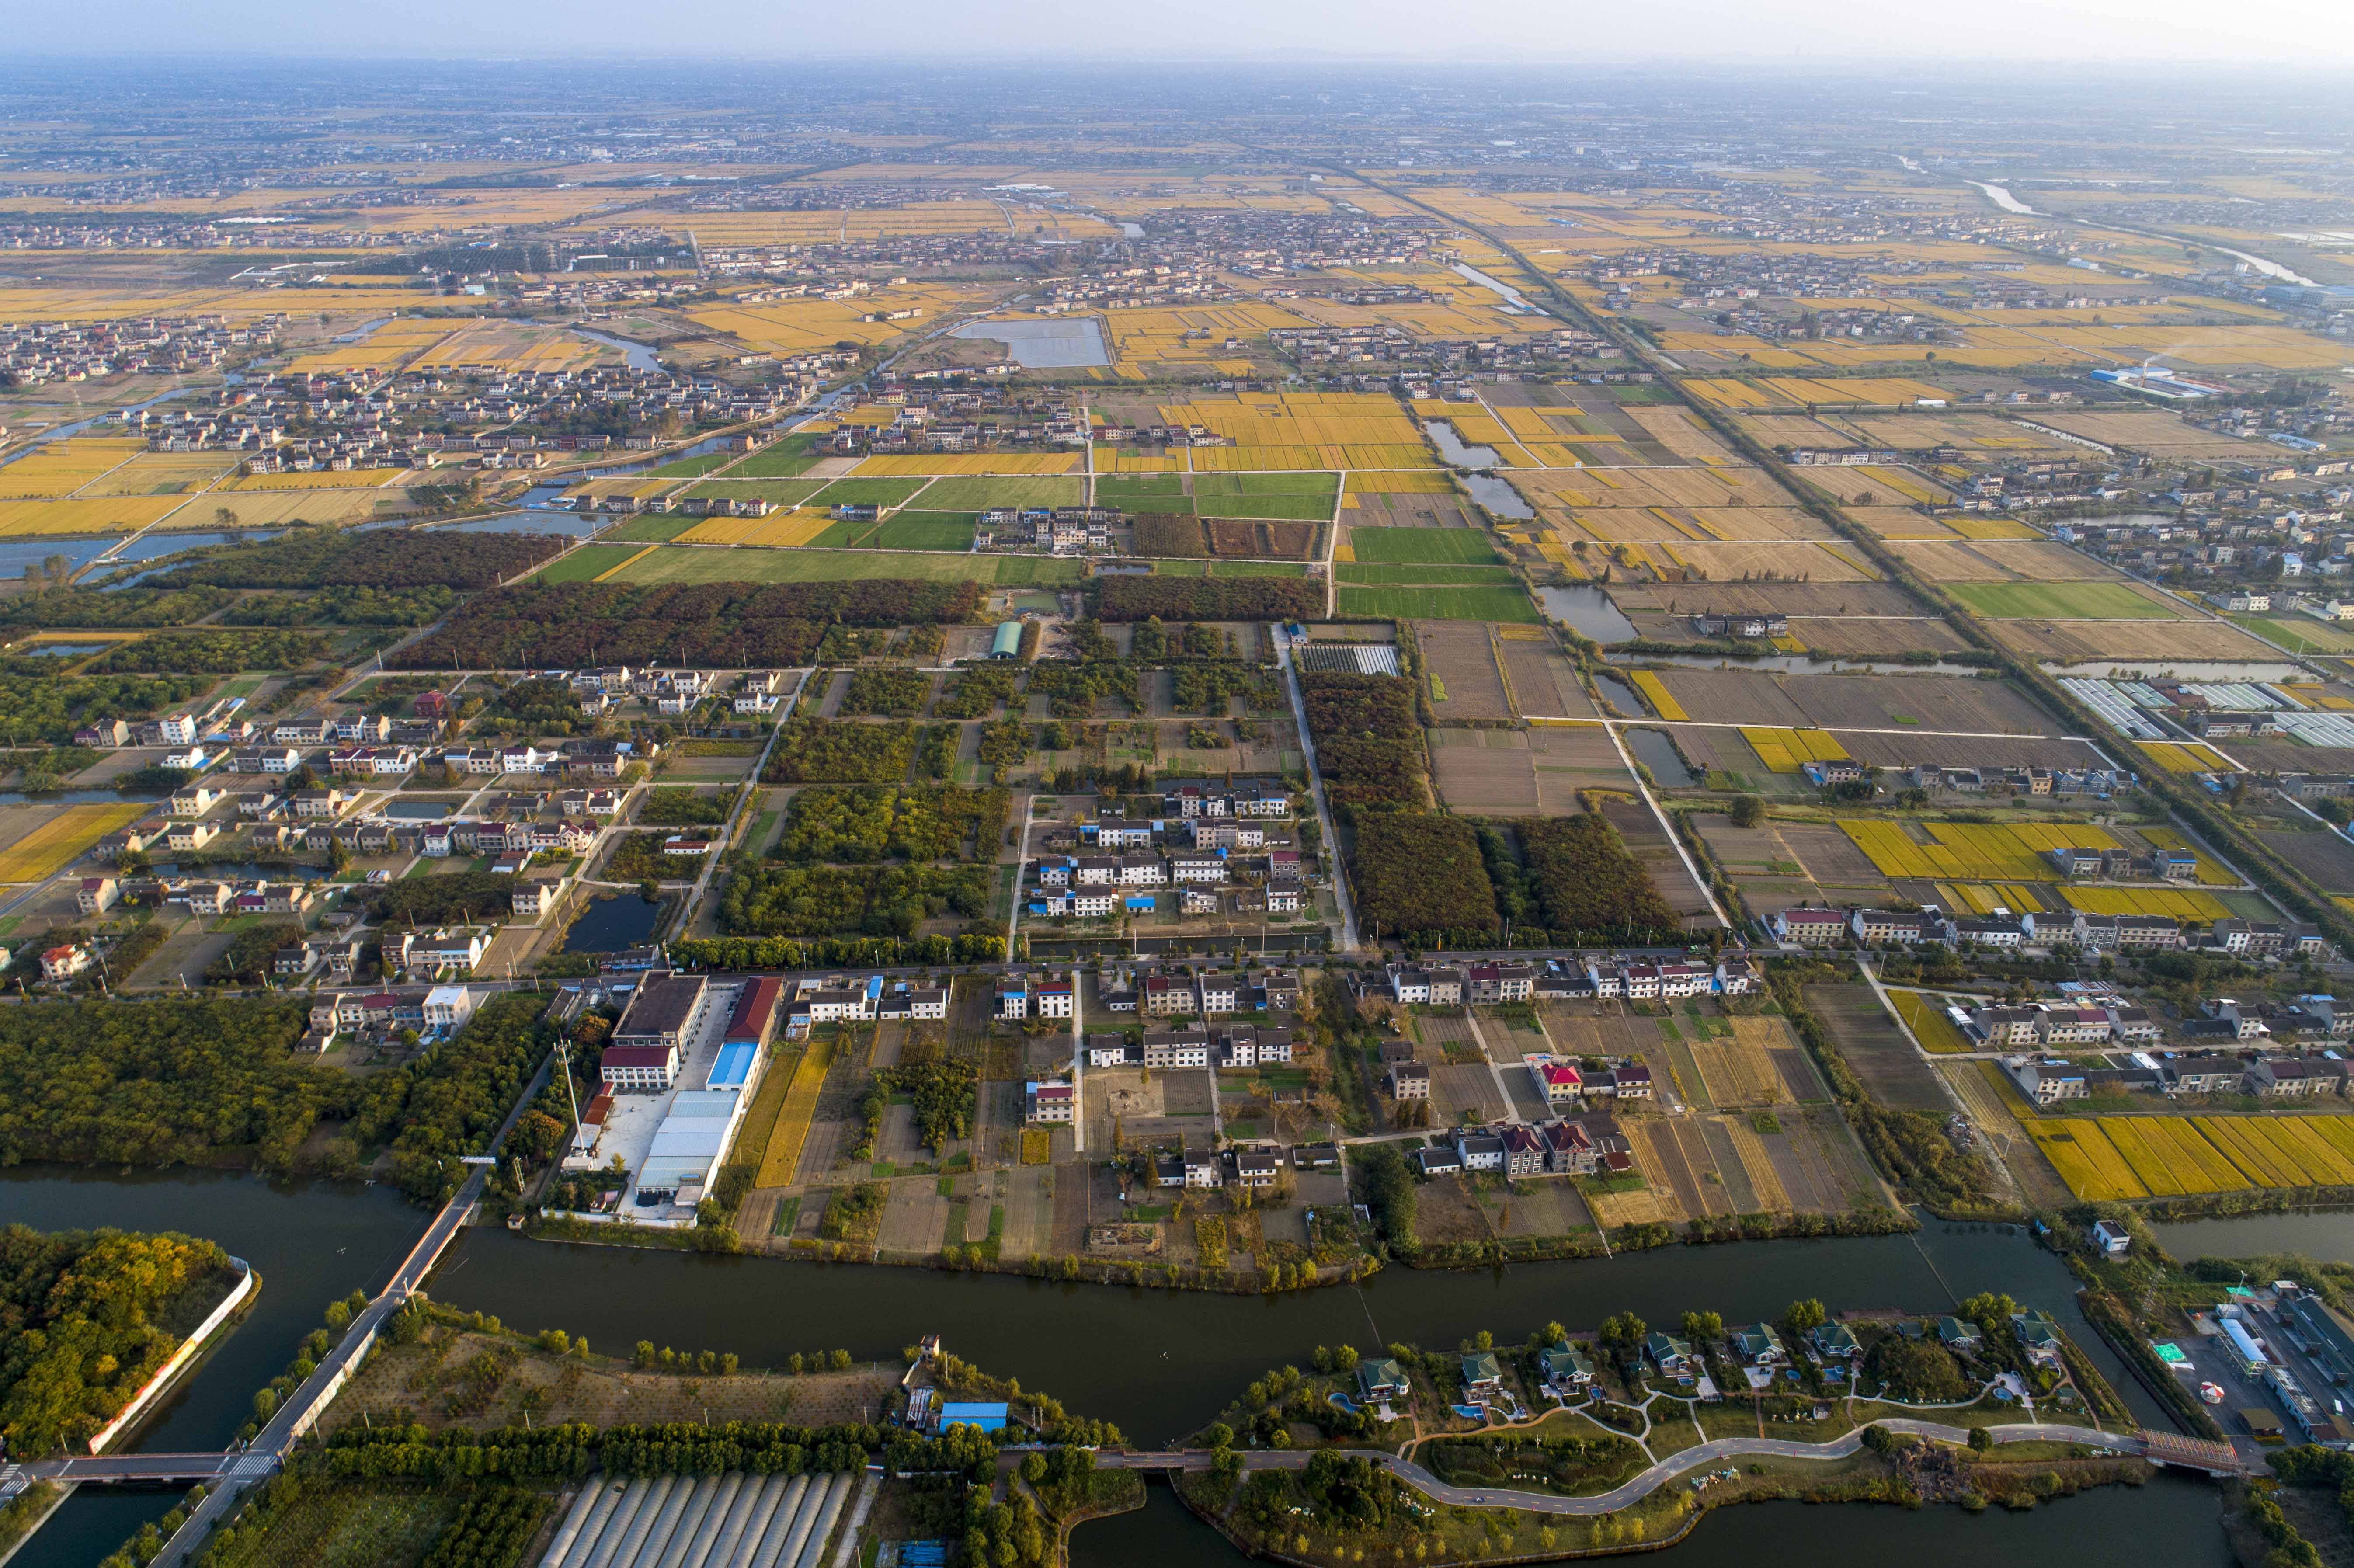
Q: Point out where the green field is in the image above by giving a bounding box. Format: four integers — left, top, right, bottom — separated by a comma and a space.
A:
869, 513, 977, 551
1946, 581, 2184, 619
1338, 562, 1517, 584
684, 478, 829, 505
1097, 474, 1188, 506
2233, 615, 2354, 654
603, 515, 698, 542
730, 436, 823, 477
535, 544, 640, 582
644, 451, 739, 478
1338, 584, 1537, 622
807, 476, 933, 509
1151, 560, 1310, 578
808, 518, 876, 547
1346, 526, 1502, 566
1193, 472, 1339, 496
1198, 496, 1335, 521
916, 476, 1085, 510
615, 546, 1085, 586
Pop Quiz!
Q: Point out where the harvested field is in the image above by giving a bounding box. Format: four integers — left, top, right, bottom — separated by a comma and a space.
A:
1500, 633, 1596, 719
1599, 795, 1717, 928
1429, 729, 1542, 815
1684, 1020, 1788, 1108
1530, 724, 1638, 813
1985, 618, 2283, 663
1203, 516, 1319, 558
1775, 822, 1889, 890
2034, 409, 2279, 459
1835, 730, 2102, 772
1517, 466, 1794, 510
2256, 828, 2354, 895
1784, 616, 1975, 658
1651, 668, 2054, 735
1804, 984, 1947, 1113
1606, 581, 1927, 619
1419, 621, 1512, 722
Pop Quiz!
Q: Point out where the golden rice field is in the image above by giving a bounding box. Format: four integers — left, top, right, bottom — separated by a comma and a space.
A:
850, 453, 1079, 476
0, 495, 192, 536
755, 1039, 834, 1186
1627, 671, 1684, 720
221, 469, 410, 490
0, 438, 145, 498
1945, 518, 2039, 540
680, 509, 838, 547
2137, 740, 2235, 775
1740, 727, 1848, 772
1934, 881, 2047, 915
2135, 826, 2238, 886
1888, 989, 1971, 1053
2029, 1114, 2354, 1201
2058, 885, 2233, 921
285, 319, 456, 373
1682, 375, 1952, 411
0, 803, 147, 882
1841, 819, 2122, 882
77, 451, 242, 495
1344, 470, 1456, 494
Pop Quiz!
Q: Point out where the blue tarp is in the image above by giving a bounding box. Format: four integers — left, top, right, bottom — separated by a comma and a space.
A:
939, 1401, 1009, 1432
706, 1041, 755, 1089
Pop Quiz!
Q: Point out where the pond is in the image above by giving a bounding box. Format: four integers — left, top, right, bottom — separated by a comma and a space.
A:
1591, 669, 1645, 718
2153, 1211, 2354, 1266
1536, 584, 1638, 643
1450, 261, 1547, 316
1425, 421, 1499, 470
9, 640, 106, 658
1626, 727, 1697, 787
1462, 473, 1532, 518
949, 317, 1110, 369
561, 891, 668, 953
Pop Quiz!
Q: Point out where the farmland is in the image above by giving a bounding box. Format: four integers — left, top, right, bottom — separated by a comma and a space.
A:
2027, 1115, 2354, 1201
1945, 581, 2189, 619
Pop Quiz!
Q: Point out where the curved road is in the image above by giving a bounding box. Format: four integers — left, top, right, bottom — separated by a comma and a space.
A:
1102, 1421, 2175, 1516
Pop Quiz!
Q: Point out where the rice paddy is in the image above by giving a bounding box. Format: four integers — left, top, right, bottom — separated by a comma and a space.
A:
2057, 885, 2234, 920
1840, 819, 2122, 882
0, 803, 147, 882
2029, 1114, 2354, 1201
1740, 727, 1848, 773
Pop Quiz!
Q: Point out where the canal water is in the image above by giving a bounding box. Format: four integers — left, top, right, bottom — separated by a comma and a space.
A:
1426, 421, 1499, 470
1591, 670, 1645, 718
8, 1158, 2335, 1567
1537, 585, 1638, 643
1463, 473, 1533, 518
1625, 728, 1696, 787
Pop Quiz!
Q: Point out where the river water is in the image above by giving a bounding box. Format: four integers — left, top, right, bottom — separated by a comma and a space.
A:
8, 1158, 2333, 1567
950, 318, 1110, 369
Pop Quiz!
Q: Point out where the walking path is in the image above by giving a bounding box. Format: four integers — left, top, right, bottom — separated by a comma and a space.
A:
1101, 1419, 2186, 1516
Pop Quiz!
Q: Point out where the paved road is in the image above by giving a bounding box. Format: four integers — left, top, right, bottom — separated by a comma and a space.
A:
1273, 636, 1357, 952
1099, 1421, 2181, 1515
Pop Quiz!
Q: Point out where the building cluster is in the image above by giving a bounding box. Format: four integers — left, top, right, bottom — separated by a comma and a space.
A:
128, 362, 797, 471
1408, 1111, 1636, 1181
0, 316, 266, 387
1269, 323, 1617, 375
1028, 780, 1302, 921
814, 389, 1092, 457
1379, 953, 1757, 1005
1776, 901, 2324, 958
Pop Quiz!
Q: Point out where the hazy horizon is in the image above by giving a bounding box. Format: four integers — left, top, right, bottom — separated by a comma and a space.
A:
7, 0, 2352, 66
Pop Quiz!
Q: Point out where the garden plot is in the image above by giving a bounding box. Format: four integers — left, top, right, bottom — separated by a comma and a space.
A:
1804, 984, 1947, 1113
1433, 1062, 1511, 1125
1530, 724, 1637, 813
1599, 796, 1718, 928
1419, 621, 1513, 721
1784, 616, 1976, 658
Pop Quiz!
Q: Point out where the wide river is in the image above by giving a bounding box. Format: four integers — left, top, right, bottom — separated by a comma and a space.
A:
10, 1165, 2347, 1567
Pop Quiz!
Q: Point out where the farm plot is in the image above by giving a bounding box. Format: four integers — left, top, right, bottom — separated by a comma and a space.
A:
1345, 525, 1501, 564
1530, 724, 1637, 814
2256, 828, 2354, 896
1429, 730, 1542, 815
1500, 633, 1596, 719
1986, 618, 2280, 662
1785, 616, 1976, 659
1946, 581, 2190, 620
1599, 796, 1718, 929
1887, 990, 1972, 1053
1839, 820, 2120, 883
1804, 984, 1946, 1112
1419, 621, 1512, 721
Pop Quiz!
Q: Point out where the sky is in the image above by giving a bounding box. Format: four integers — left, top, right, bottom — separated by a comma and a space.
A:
11, 0, 2354, 64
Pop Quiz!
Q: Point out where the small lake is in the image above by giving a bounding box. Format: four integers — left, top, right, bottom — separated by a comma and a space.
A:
1966, 181, 2038, 216
1462, 473, 1531, 518
1425, 421, 1499, 469
572, 327, 664, 373
0, 537, 120, 577
1592, 669, 1645, 717
1537, 584, 1638, 642
562, 891, 668, 953
2154, 1211, 2354, 1266
11, 640, 105, 658
1626, 727, 1697, 787
950, 317, 1110, 369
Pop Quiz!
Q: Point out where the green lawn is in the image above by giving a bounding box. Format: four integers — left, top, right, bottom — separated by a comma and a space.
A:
535, 544, 640, 582
1338, 563, 1518, 584
615, 546, 1085, 586
869, 514, 977, 551
807, 476, 934, 509
1946, 580, 2185, 619
1337, 583, 1537, 622
683, 478, 829, 505
917, 476, 1085, 511
1346, 525, 1502, 566
603, 515, 699, 542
